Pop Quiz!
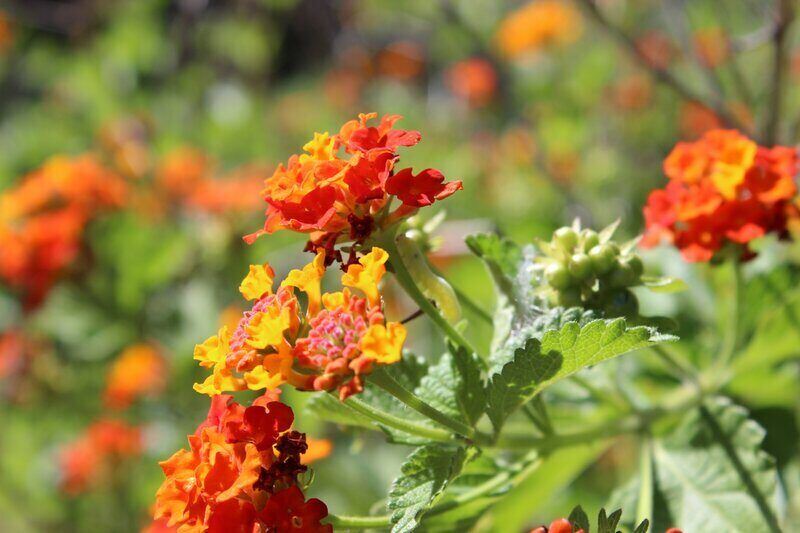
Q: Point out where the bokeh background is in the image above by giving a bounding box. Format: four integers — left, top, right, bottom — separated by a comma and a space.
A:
0, 0, 797, 531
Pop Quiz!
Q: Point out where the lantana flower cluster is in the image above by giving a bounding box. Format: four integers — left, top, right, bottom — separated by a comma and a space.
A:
155, 147, 266, 216
0, 155, 127, 308
154, 393, 330, 532
642, 129, 799, 261
103, 343, 167, 410
194, 247, 405, 401
496, 0, 582, 59
153, 113, 462, 531
245, 113, 461, 264
59, 419, 142, 495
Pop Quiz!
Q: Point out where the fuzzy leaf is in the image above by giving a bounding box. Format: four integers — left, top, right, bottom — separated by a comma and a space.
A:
487, 318, 672, 431
388, 445, 470, 533
415, 344, 487, 426
610, 397, 781, 532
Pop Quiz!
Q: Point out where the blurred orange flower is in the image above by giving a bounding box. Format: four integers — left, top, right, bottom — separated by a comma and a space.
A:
304, 437, 333, 464
104, 343, 167, 410
445, 57, 498, 107
0, 155, 127, 308
59, 419, 142, 495
635, 30, 676, 70
0, 11, 14, 54
609, 73, 653, 111
496, 0, 582, 58
155, 147, 267, 216
376, 40, 425, 81
694, 27, 730, 68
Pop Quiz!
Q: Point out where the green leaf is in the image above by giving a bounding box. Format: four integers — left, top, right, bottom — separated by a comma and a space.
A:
421, 455, 505, 532
415, 344, 487, 426
487, 318, 673, 431
597, 508, 622, 533
610, 397, 781, 532
633, 519, 650, 533
387, 445, 471, 533
569, 505, 591, 532
640, 275, 688, 293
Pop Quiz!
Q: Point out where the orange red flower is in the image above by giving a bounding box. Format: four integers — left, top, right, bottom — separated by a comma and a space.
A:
155, 147, 266, 216
445, 58, 498, 107
496, 0, 582, 58
104, 343, 167, 410
154, 394, 330, 532
59, 419, 142, 495
245, 113, 461, 262
194, 247, 405, 400
0, 155, 127, 308
642, 130, 799, 261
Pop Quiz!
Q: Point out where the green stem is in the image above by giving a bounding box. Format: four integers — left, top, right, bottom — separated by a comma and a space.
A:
376, 229, 481, 357
370, 368, 478, 440
650, 344, 697, 383
635, 436, 654, 526
343, 394, 453, 443
717, 260, 743, 368
327, 514, 391, 529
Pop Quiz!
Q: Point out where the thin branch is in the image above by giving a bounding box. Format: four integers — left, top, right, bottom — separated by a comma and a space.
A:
763, 0, 795, 145
711, 0, 756, 108
400, 308, 425, 324
575, 0, 749, 133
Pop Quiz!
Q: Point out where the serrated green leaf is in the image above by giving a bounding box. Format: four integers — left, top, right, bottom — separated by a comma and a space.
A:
487, 318, 673, 431
388, 445, 471, 533
421, 455, 504, 532
640, 275, 688, 293
610, 397, 781, 532
415, 344, 487, 426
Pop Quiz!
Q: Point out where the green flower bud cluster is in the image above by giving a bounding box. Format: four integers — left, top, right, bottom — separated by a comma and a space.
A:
536, 222, 643, 317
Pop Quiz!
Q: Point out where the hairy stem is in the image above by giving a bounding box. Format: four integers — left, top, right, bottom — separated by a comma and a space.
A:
370, 368, 478, 441
717, 260, 743, 368
343, 394, 454, 443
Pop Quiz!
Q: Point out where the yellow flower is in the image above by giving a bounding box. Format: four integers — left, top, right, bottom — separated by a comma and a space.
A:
360, 322, 406, 364
281, 251, 326, 314
239, 264, 275, 301
341, 247, 388, 306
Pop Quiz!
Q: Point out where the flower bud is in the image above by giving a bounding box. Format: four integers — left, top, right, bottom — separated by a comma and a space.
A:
588, 244, 616, 274
545, 262, 573, 290
568, 253, 593, 280
580, 229, 599, 251
609, 260, 637, 288
553, 227, 579, 253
